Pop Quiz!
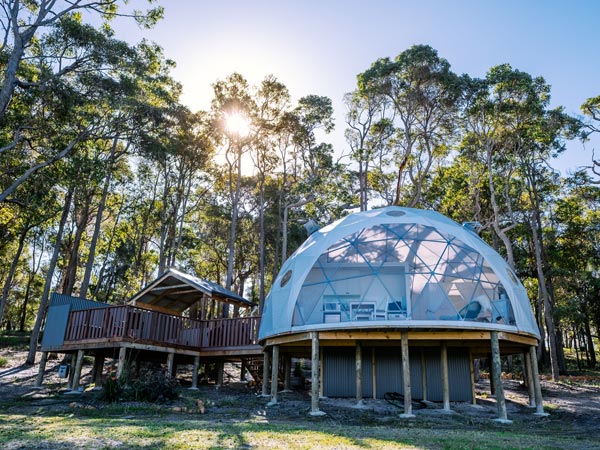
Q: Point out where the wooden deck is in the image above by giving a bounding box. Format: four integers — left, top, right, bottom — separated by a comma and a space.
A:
57, 305, 262, 356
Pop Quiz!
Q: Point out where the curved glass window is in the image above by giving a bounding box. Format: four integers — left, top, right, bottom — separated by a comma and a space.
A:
292, 223, 515, 326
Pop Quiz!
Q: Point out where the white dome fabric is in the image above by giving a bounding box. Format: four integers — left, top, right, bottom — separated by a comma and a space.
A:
259, 207, 540, 341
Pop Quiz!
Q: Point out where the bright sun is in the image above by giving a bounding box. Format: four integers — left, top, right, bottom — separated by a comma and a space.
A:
224, 111, 251, 137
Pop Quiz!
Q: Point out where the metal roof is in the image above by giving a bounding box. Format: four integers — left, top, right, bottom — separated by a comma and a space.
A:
129, 268, 253, 313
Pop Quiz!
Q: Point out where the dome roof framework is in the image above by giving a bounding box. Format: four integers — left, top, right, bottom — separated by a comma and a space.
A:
260, 207, 539, 341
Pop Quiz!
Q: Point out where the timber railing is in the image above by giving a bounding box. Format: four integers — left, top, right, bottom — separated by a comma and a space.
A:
64, 305, 260, 351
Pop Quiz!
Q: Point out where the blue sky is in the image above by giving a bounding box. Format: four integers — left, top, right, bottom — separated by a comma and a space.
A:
115, 0, 600, 174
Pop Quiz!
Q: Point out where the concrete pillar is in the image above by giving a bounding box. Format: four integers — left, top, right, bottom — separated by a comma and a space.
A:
355, 343, 363, 406
190, 356, 200, 390
524, 350, 536, 407
529, 345, 549, 416
400, 332, 414, 418
441, 342, 450, 411
261, 351, 270, 397
71, 349, 85, 392
310, 332, 325, 416
268, 345, 280, 405
117, 347, 127, 379
490, 331, 511, 423
35, 351, 48, 387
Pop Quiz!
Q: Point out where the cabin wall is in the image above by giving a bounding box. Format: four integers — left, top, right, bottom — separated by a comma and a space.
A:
322, 346, 472, 402
40, 293, 110, 348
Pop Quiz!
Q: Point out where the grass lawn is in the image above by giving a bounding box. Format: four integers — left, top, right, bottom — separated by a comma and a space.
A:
0, 407, 590, 450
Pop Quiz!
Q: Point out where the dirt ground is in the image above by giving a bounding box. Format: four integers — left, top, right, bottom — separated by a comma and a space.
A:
1, 347, 600, 447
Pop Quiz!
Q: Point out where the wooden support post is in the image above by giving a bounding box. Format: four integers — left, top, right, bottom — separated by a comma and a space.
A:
441, 342, 450, 411
488, 353, 495, 395
93, 354, 105, 387
268, 345, 280, 405
400, 332, 414, 418
529, 345, 548, 416
71, 349, 85, 392
166, 352, 174, 378
190, 356, 200, 390
355, 343, 363, 406
310, 332, 325, 416
469, 350, 476, 405
240, 359, 246, 382
216, 362, 224, 386
420, 349, 427, 402
491, 331, 511, 423
117, 347, 127, 379
525, 350, 536, 407
319, 346, 324, 398
67, 354, 75, 390
261, 351, 270, 397
283, 355, 292, 391
35, 351, 48, 388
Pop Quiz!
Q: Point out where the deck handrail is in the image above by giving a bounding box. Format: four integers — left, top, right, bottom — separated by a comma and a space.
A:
64, 305, 260, 350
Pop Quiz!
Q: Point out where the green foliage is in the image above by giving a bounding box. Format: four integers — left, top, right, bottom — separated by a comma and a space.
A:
0, 356, 8, 367
128, 371, 180, 403
98, 367, 123, 403
98, 368, 179, 404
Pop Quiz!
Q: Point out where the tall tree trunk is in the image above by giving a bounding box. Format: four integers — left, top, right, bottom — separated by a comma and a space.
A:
0, 226, 28, 328
258, 179, 266, 313
26, 188, 73, 364
529, 211, 560, 381
226, 146, 242, 291
62, 194, 90, 296
584, 318, 597, 368
19, 268, 34, 332
80, 138, 119, 297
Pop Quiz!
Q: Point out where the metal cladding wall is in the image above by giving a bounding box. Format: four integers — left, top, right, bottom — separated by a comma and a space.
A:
48, 293, 110, 311
40, 293, 110, 348
323, 346, 472, 402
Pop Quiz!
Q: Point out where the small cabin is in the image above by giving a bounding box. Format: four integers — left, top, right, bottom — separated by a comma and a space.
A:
37, 268, 262, 390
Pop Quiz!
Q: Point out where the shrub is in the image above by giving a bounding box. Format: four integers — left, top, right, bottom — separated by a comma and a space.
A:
128, 371, 179, 403
98, 367, 123, 403
0, 356, 8, 368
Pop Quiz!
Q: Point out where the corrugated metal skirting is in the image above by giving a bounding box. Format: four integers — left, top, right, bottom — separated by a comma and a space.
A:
323, 346, 472, 402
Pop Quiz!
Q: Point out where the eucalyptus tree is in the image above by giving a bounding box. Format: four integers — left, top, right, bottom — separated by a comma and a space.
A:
210, 73, 256, 298
344, 90, 394, 210
0, 5, 162, 202
581, 95, 600, 180
251, 76, 290, 308
460, 68, 532, 269
357, 45, 462, 207
22, 35, 180, 364
552, 178, 600, 368
509, 71, 579, 380
0, 0, 162, 120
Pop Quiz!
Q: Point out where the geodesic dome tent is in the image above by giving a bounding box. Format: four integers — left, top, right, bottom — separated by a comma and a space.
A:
259, 206, 539, 341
